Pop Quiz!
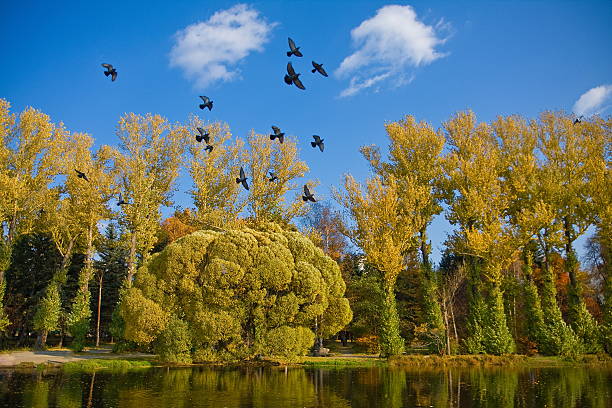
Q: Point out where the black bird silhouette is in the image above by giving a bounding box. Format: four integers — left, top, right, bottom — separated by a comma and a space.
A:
311, 61, 328, 77
268, 171, 278, 182
574, 115, 583, 125
287, 38, 303, 57
270, 126, 285, 144
284, 62, 305, 90
204, 145, 214, 153
196, 127, 210, 143
75, 169, 89, 182
101, 63, 117, 81
117, 194, 128, 206
236, 166, 249, 190
311, 135, 324, 152
199, 96, 213, 111
302, 185, 316, 202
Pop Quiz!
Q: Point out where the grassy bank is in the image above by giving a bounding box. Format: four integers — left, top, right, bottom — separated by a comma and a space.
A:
4, 353, 611, 372
62, 359, 154, 373
389, 353, 612, 368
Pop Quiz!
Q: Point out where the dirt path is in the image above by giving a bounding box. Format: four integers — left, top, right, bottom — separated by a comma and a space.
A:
0, 347, 154, 367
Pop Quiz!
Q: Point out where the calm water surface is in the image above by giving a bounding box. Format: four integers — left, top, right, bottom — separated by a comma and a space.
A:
0, 365, 610, 407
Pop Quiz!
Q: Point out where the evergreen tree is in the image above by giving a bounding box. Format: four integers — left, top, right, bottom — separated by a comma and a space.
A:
4, 234, 61, 344
91, 223, 128, 346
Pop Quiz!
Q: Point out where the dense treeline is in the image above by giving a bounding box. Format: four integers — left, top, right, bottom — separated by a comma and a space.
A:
336, 112, 610, 357
0, 98, 609, 360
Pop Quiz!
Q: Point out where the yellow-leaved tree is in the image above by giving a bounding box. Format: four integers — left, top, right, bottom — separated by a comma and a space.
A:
244, 130, 313, 225
337, 174, 425, 356
442, 111, 515, 354
114, 113, 189, 285
61, 132, 115, 351
584, 116, 611, 352
537, 112, 602, 352
0, 100, 63, 334
361, 115, 447, 353
187, 118, 246, 229
496, 114, 577, 356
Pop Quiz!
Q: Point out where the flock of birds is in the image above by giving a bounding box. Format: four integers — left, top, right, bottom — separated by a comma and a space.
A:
86, 38, 325, 205
85, 41, 590, 209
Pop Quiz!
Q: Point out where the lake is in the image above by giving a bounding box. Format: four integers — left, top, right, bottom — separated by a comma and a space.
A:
0, 365, 610, 407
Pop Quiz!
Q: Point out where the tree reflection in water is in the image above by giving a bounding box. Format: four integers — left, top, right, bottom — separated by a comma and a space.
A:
0, 365, 610, 408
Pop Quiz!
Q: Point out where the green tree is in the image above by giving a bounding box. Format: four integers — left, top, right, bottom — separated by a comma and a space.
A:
119, 222, 351, 361
4, 234, 61, 344
92, 223, 128, 346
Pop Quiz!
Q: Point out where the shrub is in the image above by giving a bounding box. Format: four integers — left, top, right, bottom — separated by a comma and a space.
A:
264, 326, 315, 358
155, 316, 192, 364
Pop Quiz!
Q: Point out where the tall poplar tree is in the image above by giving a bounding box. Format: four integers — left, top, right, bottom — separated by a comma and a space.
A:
245, 130, 312, 225
0, 100, 61, 332
442, 111, 514, 354
537, 112, 602, 352
187, 118, 246, 229
337, 175, 425, 356
63, 133, 115, 350
361, 115, 447, 352
114, 113, 189, 285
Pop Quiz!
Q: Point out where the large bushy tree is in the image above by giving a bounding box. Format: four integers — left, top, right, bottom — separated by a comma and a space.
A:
119, 223, 351, 362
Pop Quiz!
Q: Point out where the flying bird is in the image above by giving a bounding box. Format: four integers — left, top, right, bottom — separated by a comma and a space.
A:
311, 135, 324, 152
287, 38, 303, 57
117, 194, 128, 206
268, 171, 278, 182
311, 61, 328, 77
236, 166, 249, 190
204, 145, 214, 153
284, 62, 305, 90
101, 63, 117, 81
196, 127, 210, 143
270, 126, 285, 144
302, 185, 316, 202
199, 96, 213, 111
574, 115, 583, 125
75, 169, 89, 182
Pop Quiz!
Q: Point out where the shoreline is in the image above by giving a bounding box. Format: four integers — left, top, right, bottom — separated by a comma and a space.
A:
1, 348, 610, 371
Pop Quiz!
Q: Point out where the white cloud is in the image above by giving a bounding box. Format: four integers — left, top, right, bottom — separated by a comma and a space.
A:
336, 5, 449, 97
339, 73, 391, 98
170, 4, 275, 88
573, 85, 612, 116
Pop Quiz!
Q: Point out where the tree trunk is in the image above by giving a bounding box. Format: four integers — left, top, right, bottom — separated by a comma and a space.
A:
87, 371, 96, 408
563, 216, 578, 288
419, 228, 430, 272
442, 288, 451, 355
96, 274, 103, 347
450, 303, 458, 344
58, 327, 64, 348
126, 234, 138, 286
35, 330, 48, 350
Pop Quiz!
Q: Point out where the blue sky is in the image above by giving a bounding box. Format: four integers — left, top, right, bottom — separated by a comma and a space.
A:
1, 1, 611, 263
